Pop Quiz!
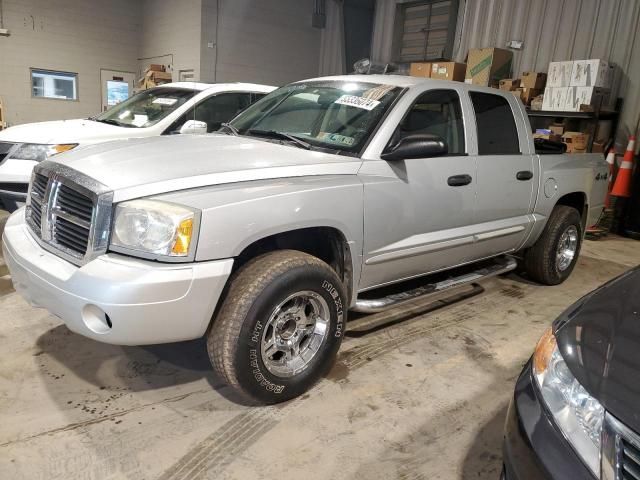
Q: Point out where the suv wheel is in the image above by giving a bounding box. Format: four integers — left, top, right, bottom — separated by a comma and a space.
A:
523, 205, 583, 285
207, 250, 347, 404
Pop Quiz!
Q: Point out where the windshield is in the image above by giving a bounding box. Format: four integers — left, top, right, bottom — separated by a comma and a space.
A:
229, 81, 403, 153
94, 87, 197, 128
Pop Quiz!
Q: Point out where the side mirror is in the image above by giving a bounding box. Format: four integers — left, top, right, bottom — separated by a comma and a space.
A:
179, 119, 208, 135
381, 134, 448, 161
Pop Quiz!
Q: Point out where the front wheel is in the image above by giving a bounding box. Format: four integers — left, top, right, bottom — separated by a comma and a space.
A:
207, 250, 347, 404
523, 205, 583, 285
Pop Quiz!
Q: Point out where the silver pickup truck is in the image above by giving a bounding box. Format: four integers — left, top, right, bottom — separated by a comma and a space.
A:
3, 74, 608, 404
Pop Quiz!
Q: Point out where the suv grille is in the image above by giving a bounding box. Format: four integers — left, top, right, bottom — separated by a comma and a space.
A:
621, 438, 640, 480
25, 163, 113, 265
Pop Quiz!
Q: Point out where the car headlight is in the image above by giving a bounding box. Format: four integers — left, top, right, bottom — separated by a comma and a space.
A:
110, 200, 198, 259
533, 327, 604, 476
10, 143, 78, 162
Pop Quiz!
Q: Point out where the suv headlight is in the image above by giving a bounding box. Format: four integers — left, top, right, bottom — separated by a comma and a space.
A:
10, 143, 78, 161
110, 200, 198, 259
533, 327, 604, 477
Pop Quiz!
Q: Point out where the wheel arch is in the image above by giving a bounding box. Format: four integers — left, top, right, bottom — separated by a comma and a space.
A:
233, 226, 356, 304
555, 191, 588, 231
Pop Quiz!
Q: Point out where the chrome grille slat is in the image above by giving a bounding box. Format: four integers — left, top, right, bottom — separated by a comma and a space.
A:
603, 414, 640, 480
25, 162, 113, 266
623, 440, 640, 480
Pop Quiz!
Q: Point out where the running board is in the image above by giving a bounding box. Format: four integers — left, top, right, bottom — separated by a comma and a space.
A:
353, 256, 518, 314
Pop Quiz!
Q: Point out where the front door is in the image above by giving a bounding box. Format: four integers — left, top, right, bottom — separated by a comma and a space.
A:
100, 69, 135, 112
359, 88, 478, 291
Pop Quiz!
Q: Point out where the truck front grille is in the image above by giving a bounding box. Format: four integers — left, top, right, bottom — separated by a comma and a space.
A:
25, 162, 113, 265
621, 438, 640, 480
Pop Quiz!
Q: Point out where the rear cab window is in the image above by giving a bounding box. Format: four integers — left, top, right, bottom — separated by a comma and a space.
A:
469, 92, 520, 155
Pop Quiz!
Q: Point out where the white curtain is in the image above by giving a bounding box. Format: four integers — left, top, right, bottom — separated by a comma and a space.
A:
319, 0, 346, 76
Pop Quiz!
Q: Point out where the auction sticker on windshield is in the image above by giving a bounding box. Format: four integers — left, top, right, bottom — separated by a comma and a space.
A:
152, 98, 178, 106
334, 95, 381, 111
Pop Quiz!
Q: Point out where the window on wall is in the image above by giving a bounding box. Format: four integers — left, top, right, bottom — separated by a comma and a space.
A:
394, 0, 460, 62
31, 69, 78, 100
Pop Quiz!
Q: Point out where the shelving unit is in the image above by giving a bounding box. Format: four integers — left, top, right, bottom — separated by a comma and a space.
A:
526, 99, 622, 153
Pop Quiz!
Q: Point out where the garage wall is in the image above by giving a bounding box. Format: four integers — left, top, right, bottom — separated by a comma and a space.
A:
371, 0, 640, 148
0, 0, 142, 125
200, 0, 322, 86
139, 0, 203, 81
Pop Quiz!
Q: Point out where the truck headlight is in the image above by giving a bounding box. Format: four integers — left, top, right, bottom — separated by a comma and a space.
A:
533, 327, 604, 477
10, 143, 78, 162
110, 200, 198, 259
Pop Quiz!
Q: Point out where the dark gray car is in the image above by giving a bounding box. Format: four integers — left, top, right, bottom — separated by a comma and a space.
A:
503, 266, 640, 479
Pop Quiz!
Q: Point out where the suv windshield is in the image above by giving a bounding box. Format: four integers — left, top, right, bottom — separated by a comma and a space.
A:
229, 81, 402, 153
94, 87, 198, 128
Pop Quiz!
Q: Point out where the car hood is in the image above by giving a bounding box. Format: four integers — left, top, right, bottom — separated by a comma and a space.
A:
0, 118, 140, 144
554, 267, 640, 432
46, 134, 361, 202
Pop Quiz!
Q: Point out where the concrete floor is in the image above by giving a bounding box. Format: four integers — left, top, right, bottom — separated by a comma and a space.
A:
0, 217, 638, 479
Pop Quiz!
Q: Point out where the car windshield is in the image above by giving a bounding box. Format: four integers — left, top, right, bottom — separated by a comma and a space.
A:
93, 87, 198, 128
229, 81, 403, 153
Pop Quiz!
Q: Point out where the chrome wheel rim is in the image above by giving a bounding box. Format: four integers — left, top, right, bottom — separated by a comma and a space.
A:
556, 225, 579, 272
260, 291, 330, 378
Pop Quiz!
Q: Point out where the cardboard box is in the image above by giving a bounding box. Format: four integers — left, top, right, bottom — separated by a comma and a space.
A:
430, 62, 466, 81
520, 87, 542, 105
520, 71, 547, 89
547, 61, 574, 87
562, 131, 589, 153
530, 95, 544, 111
564, 86, 609, 112
499, 78, 521, 90
410, 62, 432, 78
542, 87, 569, 111
148, 64, 166, 72
549, 123, 564, 135
465, 48, 513, 86
570, 59, 612, 88
534, 132, 562, 143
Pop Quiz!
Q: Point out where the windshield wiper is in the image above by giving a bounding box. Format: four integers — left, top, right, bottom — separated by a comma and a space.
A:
247, 129, 312, 150
220, 122, 239, 136
93, 118, 132, 127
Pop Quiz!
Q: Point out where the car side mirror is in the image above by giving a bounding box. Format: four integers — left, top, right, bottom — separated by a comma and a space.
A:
179, 119, 208, 135
381, 134, 448, 161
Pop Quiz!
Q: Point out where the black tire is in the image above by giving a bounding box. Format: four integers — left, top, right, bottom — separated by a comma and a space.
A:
207, 250, 347, 404
523, 205, 583, 285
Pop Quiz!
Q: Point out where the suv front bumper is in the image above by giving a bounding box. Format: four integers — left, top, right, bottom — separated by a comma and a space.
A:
2, 209, 233, 345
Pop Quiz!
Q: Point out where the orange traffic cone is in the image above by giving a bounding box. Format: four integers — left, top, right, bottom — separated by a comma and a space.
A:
611, 136, 636, 198
605, 148, 616, 208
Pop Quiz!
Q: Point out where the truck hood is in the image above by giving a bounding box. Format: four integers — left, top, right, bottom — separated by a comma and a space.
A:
554, 267, 640, 433
0, 119, 141, 144
47, 134, 362, 201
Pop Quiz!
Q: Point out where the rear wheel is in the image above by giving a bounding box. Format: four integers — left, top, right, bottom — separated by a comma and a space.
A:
523, 205, 582, 285
207, 250, 347, 404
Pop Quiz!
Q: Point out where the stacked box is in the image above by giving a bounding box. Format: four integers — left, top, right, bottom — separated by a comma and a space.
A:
465, 48, 513, 86
542, 87, 569, 111
570, 60, 612, 88
430, 62, 466, 81
547, 61, 574, 87
564, 86, 609, 112
410, 62, 432, 78
520, 72, 547, 89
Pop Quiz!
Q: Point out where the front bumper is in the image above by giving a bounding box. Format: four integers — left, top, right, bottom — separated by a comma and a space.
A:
502, 360, 596, 480
2, 209, 234, 345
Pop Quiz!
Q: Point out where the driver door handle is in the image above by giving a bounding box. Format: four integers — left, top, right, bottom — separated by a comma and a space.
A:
516, 170, 533, 181
447, 174, 472, 187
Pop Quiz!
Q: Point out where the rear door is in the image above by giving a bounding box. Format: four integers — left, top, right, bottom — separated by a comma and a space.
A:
468, 91, 537, 258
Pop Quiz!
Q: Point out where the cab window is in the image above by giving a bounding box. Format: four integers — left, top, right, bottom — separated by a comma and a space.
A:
469, 92, 520, 155
169, 92, 252, 133
396, 89, 465, 155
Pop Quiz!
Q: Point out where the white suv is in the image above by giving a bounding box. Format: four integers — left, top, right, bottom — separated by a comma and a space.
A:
0, 82, 276, 211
